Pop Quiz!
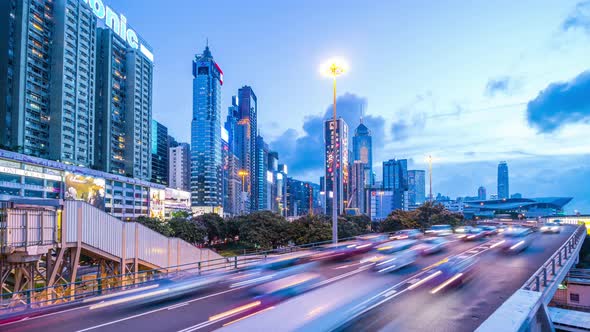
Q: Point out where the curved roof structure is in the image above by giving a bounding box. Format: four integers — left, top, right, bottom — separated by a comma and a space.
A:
464, 197, 572, 211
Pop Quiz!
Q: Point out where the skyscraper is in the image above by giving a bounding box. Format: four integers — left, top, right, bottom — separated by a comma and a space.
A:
169, 143, 190, 191
383, 159, 409, 210
95, 27, 153, 180
224, 96, 242, 216
190, 45, 223, 214
408, 170, 426, 205
254, 135, 269, 211
350, 161, 366, 214
497, 161, 509, 200
151, 120, 168, 185
352, 118, 373, 186
0, 0, 97, 164
236, 86, 258, 211
324, 118, 349, 216
478, 186, 487, 200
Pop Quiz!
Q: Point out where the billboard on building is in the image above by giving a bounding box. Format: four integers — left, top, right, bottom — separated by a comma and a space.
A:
65, 172, 105, 209
150, 188, 166, 219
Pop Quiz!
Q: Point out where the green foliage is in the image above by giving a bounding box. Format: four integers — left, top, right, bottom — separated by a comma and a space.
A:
194, 213, 224, 244
380, 201, 465, 233
136, 216, 173, 237
168, 218, 207, 244
288, 215, 332, 245
236, 211, 290, 249
171, 210, 191, 220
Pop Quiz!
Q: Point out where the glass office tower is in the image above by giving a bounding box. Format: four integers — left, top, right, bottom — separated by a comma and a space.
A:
190, 46, 223, 214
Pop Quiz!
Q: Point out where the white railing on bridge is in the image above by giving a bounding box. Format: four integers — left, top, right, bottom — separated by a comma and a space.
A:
63, 200, 222, 269
477, 225, 587, 332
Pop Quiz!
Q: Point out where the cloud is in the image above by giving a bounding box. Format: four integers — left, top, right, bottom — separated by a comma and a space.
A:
562, 1, 590, 34
270, 93, 386, 180
389, 93, 431, 141
526, 70, 590, 132
485, 77, 521, 97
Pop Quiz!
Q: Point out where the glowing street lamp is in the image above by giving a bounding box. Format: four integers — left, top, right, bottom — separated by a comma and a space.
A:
238, 169, 248, 192
321, 58, 348, 243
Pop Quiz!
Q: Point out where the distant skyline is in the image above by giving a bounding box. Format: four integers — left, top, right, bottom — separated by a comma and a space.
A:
109, 0, 590, 212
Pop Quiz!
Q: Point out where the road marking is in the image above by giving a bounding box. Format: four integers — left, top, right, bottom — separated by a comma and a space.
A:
76, 285, 250, 332
167, 302, 189, 310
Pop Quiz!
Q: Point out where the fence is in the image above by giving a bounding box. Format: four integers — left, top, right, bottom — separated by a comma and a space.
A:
523, 225, 587, 295
0, 235, 361, 313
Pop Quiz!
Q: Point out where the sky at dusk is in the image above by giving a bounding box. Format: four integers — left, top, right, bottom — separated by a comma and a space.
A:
109, 0, 590, 212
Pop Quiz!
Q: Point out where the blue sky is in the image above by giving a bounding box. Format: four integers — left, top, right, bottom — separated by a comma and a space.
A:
110, 0, 590, 212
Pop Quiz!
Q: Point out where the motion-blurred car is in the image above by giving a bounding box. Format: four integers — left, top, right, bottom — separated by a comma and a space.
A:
425, 224, 453, 237
540, 222, 561, 234
373, 249, 418, 273
462, 227, 486, 241
498, 227, 533, 253
253, 251, 312, 271
496, 224, 508, 233
375, 239, 417, 254
309, 242, 366, 262
414, 237, 448, 255
390, 229, 423, 240
429, 255, 478, 294
250, 271, 323, 297
454, 226, 473, 239
480, 225, 498, 236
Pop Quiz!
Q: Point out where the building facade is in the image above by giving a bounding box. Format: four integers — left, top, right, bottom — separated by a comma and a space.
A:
190, 46, 223, 214
352, 119, 373, 186
324, 118, 349, 216
254, 135, 269, 211
95, 28, 153, 180
498, 161, 509, 199
0, 148, 189, 220
151, 120, 168, 185
478, 186, 487, 200
350, 161, 366, 214
383, 159, 409, 210
408, 170, 425, 206
235, 86, 257, 211
169, 143, 190, 191
0, 0, 97, 165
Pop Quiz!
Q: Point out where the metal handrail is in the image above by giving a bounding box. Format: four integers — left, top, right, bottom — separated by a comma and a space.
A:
522, 225, 587, 293
0, 235, 362, 312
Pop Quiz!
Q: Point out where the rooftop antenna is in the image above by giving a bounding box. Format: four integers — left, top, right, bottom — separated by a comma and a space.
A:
360, 104, 364, 124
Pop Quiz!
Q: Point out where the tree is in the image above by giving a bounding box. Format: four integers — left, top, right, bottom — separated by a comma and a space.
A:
171, 210, 191, 220
338, 216, 363, 239
288, 215, 332, 245
136, 216, 173, 237
194, 213, 224, 245
169, 218, 206, 244
237, 211, 289, 249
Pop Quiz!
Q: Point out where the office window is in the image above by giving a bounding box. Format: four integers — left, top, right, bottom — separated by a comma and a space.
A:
570, 293, 580, 303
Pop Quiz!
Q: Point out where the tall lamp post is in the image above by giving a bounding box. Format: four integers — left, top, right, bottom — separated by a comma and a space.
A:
238, 169, 248, 214
322, 59, 347, 243
428, 155, 433, 202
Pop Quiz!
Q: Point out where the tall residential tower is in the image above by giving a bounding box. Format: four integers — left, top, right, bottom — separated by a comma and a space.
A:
324, 118, 349, 216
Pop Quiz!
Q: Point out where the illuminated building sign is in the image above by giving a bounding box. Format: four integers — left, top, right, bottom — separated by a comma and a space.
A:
82, 0, 154, 61
65, 173, 106, 209
0, 166, 62, 181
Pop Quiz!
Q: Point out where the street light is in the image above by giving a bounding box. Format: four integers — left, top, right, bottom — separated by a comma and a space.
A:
427, 155, 433, 202
238, 169, 248, 192
321, 58, 347, 243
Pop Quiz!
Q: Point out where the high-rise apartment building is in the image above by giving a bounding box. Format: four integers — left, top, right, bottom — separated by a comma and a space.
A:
352, 119, 373, 186
254, 135, 269, 211
235, 86, 257, 211
150, 120, 168, 185
383, 159, 409, 210
95, 28, 153, 180
478, 186, 487, 200
324, 118, 349, 216
497, 161, 509, 200
169, 143, 190, 191
350, 161, 366, 214
190, 46, 223, 214
408, 170, 426, 206
0, 0, 97, 164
